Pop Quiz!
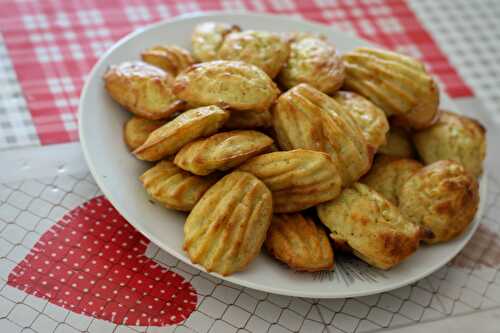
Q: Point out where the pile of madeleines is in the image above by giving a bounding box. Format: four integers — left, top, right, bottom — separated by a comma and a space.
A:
103, 22, 487, 276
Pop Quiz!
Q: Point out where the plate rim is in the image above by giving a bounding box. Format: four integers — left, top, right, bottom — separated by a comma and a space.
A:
78, 11, 487, 298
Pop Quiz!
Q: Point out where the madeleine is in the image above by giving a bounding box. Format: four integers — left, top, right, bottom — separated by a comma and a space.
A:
174, 130, 273, 175
184, 171, 273, 276
174, 61, 279, 113
141, 45, 194, 76
140, 161, 219, 211
413, 111, 486, 177
399, 160, 479, 244
272, 83, 372, 186
343, 48, 439, 129
361, 155, 423, 205
266, 213, 334, 272
123, 116, 166, 151
104, 61, 185, 119
218, 30, 289, 78
134, 106, 229, 161
333, 91, 389, 151
239, 149, 342, 212
279, 34, 345, 94
191, 22, 240, 62
317, 183, 423, 270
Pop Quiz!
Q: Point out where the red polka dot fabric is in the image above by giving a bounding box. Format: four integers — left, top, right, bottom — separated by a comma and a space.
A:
7, 196, 197, 326
0, 0, 473, 145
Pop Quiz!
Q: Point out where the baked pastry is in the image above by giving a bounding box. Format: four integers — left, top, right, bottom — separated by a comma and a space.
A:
317, 182, 423, 269
134, 106, 229, 161
191, 22, 240, 62
272, 83, 372, 185
184, 171, 272, 276
174, 60, 280, 112
224, 109, 272, 129
412, 111, 486, 177
399, 160, 479, 244
361, 155, 423, 205
265, 213, 334, 272
140, 161, 219, 211
278, 34, 345, 94
378, 127, 415, 158
218, 30, 289, 78
333, 91, 389, 150
141, 45, 194, 76
239, 149, 342, 212
174, 130, 273, 175
123, 116, 166, 151
104, 61, 185, 119
343, 48, 439, 129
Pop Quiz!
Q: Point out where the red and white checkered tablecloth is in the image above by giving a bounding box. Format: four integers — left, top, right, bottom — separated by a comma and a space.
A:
0, 0, 473, 146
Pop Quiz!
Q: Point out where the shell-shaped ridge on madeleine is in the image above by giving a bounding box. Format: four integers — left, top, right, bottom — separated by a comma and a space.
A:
134, 105, 229, 161
184, 171, 273, 276
140, 161, 219, 211
123, 116, 166, 151
174, 130, 273, 175
272, 83, 372, 186
333, 91, 389, 151
239, 149, 342, 212
141, 45, 194, 76
343, 47, 439, 129
265, 213, 334, 272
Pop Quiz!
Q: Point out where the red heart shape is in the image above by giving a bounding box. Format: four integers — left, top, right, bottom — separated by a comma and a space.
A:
7, 195, 197, 326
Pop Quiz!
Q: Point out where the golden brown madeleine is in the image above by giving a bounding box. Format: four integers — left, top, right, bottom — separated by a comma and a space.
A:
141, 45, 194, 76
399, 160, 479, 244
174, 130, 273, 175
317, 182, 422, 270
134, 106, 229, 161
378, 127, 415, 158
412, 111, 486, 177
343, 48, 439, 129
140, 161, 219, 211
123, 116, 166, 151
174, 61, 280, 112
184, 171, 273, 276
361, 155, 423, 205
278, 34, 345, 94
224, 109, 272, 130
333, 91, 389, 150
239, 149, 342, 212
218, 30, 289, 79
265, 213, 334, 272
191, 22, 240, 62
272, 83, 372, 186
104, 61, 185, 120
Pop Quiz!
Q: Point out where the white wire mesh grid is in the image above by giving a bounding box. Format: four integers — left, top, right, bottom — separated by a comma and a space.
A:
0, 170, 499, 333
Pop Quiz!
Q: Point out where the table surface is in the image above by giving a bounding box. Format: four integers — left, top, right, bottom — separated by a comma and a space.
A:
1, 0, 500, 332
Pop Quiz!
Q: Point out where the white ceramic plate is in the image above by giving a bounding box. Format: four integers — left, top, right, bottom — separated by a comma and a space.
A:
79, 12, 487, 298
